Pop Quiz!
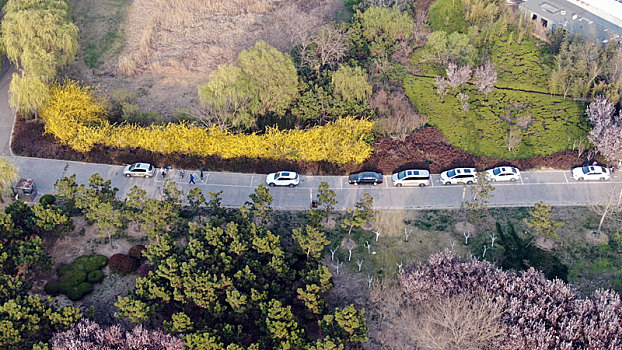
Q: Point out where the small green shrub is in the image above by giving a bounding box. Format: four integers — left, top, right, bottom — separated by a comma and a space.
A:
44, 280, 61, 296
73, 255, 106, 273
57, 264, 74, 276
57, 270, 87, 293
39, 194, 56, 205
93, 254, 108, 268
87, 270, 104, 283
428, 0, 468, 33
66, 283, 93, 301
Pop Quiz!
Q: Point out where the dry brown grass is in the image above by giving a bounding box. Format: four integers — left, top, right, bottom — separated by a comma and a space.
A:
71, 0, 342, 116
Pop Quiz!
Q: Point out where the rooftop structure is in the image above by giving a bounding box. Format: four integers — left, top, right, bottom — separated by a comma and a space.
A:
519, 0, 622, 43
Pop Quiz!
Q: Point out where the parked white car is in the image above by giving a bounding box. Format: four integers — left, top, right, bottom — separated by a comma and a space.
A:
392, 169, 431, 187
486, 166, 521, 182
440, 168, 477, 185
571, 166, 610, 181
266, 171, 300, 187
123, 163, 154, 178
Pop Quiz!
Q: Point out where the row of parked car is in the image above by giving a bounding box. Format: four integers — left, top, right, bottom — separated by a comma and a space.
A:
265, 165, 612, 187
120, 162, 612, 187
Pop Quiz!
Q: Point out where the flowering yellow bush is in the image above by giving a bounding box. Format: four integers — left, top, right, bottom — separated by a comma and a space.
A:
40, 82, 374, 164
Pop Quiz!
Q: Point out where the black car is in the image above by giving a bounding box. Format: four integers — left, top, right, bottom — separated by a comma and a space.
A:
348, 172, 383, 185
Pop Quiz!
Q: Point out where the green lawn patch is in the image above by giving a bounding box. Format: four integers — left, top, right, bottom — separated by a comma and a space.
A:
404, 75, 588, 158
490, 33, 553, 92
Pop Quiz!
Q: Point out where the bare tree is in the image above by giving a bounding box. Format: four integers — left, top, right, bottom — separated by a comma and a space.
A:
446, 63, 472, 90
506, 127, 523, 153
313, 24, 348, 70
413, 294, 506, 350
458, 92, 469, 112
474, 61, 497, 97
590, 185, 622, 233
412, 9, 429, 45
434, 76, 449, 101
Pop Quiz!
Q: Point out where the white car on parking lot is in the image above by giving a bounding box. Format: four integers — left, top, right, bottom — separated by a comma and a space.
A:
486, 166, 521, 182
123, 163, 154, 178
392, 169, 431, 187
266, 171, 300, 187
571, 166, 610, 181
440, 168, 477, 185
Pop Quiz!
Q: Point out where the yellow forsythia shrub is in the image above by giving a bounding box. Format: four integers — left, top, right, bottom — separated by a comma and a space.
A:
40, 83, 374, 164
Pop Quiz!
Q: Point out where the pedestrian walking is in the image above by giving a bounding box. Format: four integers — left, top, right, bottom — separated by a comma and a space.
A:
593, 161, 598, 166
180, 170, 185, 179
161, 167, 167, 178
189, 174, 195, 184
200, 170, 204, 181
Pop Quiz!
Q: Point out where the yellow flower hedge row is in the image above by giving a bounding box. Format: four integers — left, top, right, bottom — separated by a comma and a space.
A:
40, 82, 374, 165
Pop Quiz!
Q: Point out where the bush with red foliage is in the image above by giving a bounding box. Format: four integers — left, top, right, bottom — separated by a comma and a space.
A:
51, 318, 184, 350
400, 251, 622, 349
128, 245, 146, 260
12, 119, 591, 175
137, 263, 152, 278
108, 253, 139, 274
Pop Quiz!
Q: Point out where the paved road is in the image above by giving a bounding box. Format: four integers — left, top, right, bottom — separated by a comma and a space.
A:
1, 65, 620, 210
8, 156, 622, 209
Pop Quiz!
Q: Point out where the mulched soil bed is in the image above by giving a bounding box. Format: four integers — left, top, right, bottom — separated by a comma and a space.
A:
12, 118, 591, 175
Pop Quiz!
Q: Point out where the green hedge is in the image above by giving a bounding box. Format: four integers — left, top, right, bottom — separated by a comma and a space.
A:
403, 75, 588, 158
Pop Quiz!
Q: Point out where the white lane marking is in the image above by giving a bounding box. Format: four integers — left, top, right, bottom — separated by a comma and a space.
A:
340, 179, 343, 190
520, 176, 524, 184
563, 172, 569, 183
309, 188, 313, 203
250, 175, 254, 186
385, 176, 389, 188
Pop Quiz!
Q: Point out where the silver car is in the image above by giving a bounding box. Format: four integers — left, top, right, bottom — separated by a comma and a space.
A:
123, 163, 154, 178
392, 169, 431, 187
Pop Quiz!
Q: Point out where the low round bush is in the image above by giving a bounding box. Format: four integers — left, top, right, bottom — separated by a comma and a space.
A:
39, 194, 56, 205
87, 270, 104, 283
109, 253, 139, 274
44, 280, 61, 296
128, 245, 146, 260
57, 264, 75, 276
93, 254, 108, 268
66, 283, 93, 301
73, 255, 106, 273
57, 270, 87, 293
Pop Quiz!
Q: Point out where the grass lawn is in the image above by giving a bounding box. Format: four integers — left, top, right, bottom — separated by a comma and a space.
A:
404, 74, 588, 158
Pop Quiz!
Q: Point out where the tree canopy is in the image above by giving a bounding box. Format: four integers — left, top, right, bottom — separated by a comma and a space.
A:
198, 41, 300, 127
1, 0, 78, 114
115, 187, 367, 349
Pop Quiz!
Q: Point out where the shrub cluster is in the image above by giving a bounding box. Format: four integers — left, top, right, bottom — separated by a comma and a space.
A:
44, 255, 108, 301
40, 82, 374, 165
109, 253, 139, 274
39, 194, 56, 205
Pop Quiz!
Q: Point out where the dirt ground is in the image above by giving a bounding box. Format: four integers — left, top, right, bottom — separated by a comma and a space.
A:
68, 0, 344, 116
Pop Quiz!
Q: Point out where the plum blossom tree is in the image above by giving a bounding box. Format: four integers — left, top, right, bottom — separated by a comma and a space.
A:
50, 319, 184, 350
587, 96, 622, 164
400, 251, 622, 349
474, 61, 497, 97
